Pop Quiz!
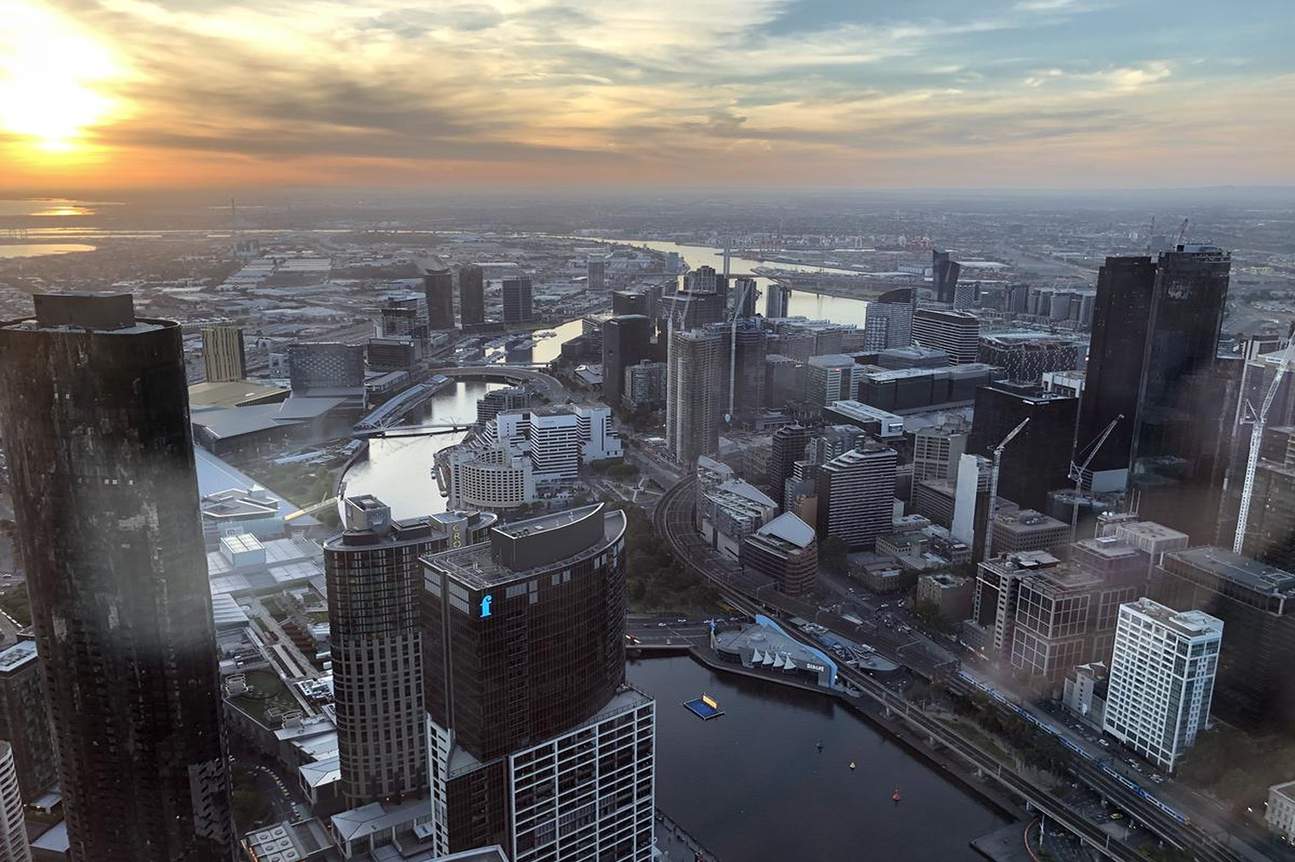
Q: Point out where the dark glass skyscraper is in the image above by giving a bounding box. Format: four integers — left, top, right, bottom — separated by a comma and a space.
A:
502, 276, 534, 323
602, 315, 652, 406
768, 424, 811, 506
0, 293, 234, 861
932, 249, 961, 304
968, 382, 1078, 512
1074, 256, 1157, 492
1129, 245, 1232, 541
425, 266, 456, 330
459, 264, 486, 327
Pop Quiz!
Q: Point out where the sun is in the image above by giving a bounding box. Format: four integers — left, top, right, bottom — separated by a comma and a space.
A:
0, 0, 122, 153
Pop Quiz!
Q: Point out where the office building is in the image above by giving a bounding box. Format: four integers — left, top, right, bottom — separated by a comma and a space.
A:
379, 295, 426, 341
732, 276, 757, 318
913, 308, 979, 365
1103, 598, 1222, 773
765, 282, 790, 318
858, 363, 998, 413
1151, 547, 1295, 728
1268, 781, 1295, 843
202, 324, 246, 382
768, 424, 811, 507
0, 743, 28, 862
602, 315, 652, 406
968, 382, 1078, 511
741, 512, 818, 598
951, 454, 993, 561
816, 442, 897, 551
476, 386, 531, 424
367, 336, 422, 371
1129, 246, 1233, 541
624, 360, 666, 409
699, 476, 778, 560
877, 345, 947, 370
0, 641, 57, 801
587, 255, 607, 292
912, 425, 968, 485
932, 249, 961, 304
459, 264, 486, 327
502, 277, 534, 323
288, 342, 366, 391
425, 267, 456, 330
422, 504, 654, 859
863, 288, 914, 350
977, 333, 1082, 384
991, 509, 1070, 556
0, 293, 234, 860
613, 290, 650, 317
823, 401, 904, 439
764, 354, 805, 407
916, 572, 975, 623
326, 497, 442, 806
912, 479, 958, 529
806, 354, 864, 405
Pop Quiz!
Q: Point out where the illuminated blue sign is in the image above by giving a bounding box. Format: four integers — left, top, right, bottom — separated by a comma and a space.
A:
480, 594, 493, 619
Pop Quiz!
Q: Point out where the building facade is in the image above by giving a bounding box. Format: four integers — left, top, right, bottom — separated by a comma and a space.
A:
815, 442, 897, 551
425, 267, 456, 330
288, 342, 366, 391
0, 293, 234, 861
459, 264, 486, 327
0, 641, 57, 801
602, 315, 652, 406
202, 324, 246, 382
502, 277, 534, 323
740, 513, 818, 597
0, 743, 28, 862
968, 382, 1078, 511
1102, 598, 1222, 773
913, 308, 979, 364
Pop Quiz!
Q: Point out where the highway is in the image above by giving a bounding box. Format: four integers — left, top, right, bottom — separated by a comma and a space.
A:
651, 475, 1245, 862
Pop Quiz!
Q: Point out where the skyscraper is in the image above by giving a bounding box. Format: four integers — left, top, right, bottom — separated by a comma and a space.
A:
1129, 245, 1232, 542
0, 293, 234, 861
326, 497, 441, 806
612, 289, 650, 317
421, 504, 654, 859
502, 276, 534, 323
862, 288, 914, 350
968, 382, 1078, 511
201, 324, 246, 382
932, 249, 961, 304
602, 315, 652, 406
765, 282, 790, 318
815, 442, 898, 550
587, 254, 608, 292
768, 424, 811, 507
732, 276, 757, 318
666, 326, 726, 464
425, 266, 456, 330
459, 264, 486, 327
1073, 256, 1157, 492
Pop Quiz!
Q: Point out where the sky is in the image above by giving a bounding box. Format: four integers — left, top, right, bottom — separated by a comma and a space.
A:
2, 0, 1294, 192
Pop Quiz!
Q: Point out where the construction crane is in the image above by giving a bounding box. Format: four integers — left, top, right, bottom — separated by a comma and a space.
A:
981, 418, 1030, 561
1176, 217, 1190, 246
1144, 215, 1155, 254
1234, 336, 1295, 553
1066, 414, 1123, 541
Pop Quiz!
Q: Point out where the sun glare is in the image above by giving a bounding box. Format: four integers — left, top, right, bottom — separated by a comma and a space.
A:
0, 1, 122, 153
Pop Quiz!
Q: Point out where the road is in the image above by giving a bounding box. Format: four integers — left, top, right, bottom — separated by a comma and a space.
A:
652, 475, 1245, 862
426, 365, 566, 400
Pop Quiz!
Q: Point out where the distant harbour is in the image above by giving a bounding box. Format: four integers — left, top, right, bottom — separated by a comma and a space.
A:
0, 243, 96, 258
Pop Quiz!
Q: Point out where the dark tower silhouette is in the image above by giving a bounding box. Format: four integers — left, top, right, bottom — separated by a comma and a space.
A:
932, 249, 961, 304
458, 264, 485, 327
424, 266, 455, 330
0, 293, 234, 861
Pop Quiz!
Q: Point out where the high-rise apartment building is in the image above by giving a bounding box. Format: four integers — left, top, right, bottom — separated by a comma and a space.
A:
325, 496, 466, 807
502, 277, 534, 323
912, 308, 979, 364
459, 264, 486, 327
421, 504, 654, 860
732, 276, 757, 318
932, 249, 961, 304
912, 425, 968, 485
768, 424, 811, 507
602, 315, 652, 406
968, 382, 1078, 511
805, 354, 864, 405
1128, 246, 1233, 541
0, 293, 233, 861
0, 641, 57, 801
624, 360, 666, 409
862, 288, 914, 350
1103, 598, 1222, 773
815, 442, 897, 551
424, 267, 456, 330
202, 324, 246, 382
0, 743, 28, 862
666, 327, 726, 464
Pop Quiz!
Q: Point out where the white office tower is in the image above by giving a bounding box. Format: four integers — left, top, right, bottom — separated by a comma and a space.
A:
951, 454, 991, 547
528, 410, 583, 485
1102, 598, 1222, 773
576, 404, 623, 460
0, 743, 29, 862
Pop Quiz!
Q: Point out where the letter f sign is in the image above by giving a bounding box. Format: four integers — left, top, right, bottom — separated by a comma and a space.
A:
480, 594, 493, 618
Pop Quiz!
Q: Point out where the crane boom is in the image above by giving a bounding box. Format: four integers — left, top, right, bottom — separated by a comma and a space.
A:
1176, 217, 1190, 245
982, 418, 1030, 561
1068, 414, 1123, 540
1234, 338, 1295, 553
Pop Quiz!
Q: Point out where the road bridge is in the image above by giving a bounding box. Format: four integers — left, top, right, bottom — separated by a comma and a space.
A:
427, 365, 566, 399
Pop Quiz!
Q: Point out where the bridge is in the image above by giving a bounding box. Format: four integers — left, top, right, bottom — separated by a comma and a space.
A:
354, 420, 474, 440
427, 365, 566, 399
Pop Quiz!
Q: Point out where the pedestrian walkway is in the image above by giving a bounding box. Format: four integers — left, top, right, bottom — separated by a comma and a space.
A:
654, 809, 719, 861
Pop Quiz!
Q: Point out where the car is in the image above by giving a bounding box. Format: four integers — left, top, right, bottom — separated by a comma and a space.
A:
1099, 739, 1110, 747
676, 618, 687, 623
657, 622, 668, 627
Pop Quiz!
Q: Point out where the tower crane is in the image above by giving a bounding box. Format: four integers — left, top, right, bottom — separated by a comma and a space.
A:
1144, 215, 1155, 254
1176, 217, 1190, 246
1234, 336, 1295, 554
981, 418, 1030, 561
1067, 414, 1123, 541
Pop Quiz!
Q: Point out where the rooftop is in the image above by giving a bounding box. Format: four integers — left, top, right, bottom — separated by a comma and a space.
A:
756, 512, 815, 548
0, 639, 38, 673
1167, 546, 1295, 597
1123, 597, 1223, 639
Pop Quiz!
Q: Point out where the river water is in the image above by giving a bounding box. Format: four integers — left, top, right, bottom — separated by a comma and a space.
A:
628, 655, 1010, 860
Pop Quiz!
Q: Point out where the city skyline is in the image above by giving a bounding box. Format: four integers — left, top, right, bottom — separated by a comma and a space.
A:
3, 0, 1295, 192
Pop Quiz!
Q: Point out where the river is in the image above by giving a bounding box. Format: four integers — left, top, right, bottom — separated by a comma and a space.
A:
587, 237, 874, 328
628, 655, 1010, 860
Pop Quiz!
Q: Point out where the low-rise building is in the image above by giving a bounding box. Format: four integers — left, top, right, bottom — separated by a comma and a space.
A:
700, 478, 778, 561
740, 513, 818, 598
1062, 661, 1108, 730
991, 509, 1070, 555
1267, 781, 1295, 844
916, 573, 974, 623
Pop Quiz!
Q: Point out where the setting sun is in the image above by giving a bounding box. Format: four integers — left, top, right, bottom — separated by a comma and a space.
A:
0, 0, 121, 153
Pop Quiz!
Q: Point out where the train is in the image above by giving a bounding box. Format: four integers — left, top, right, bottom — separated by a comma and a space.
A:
954, 670, 1190, 827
